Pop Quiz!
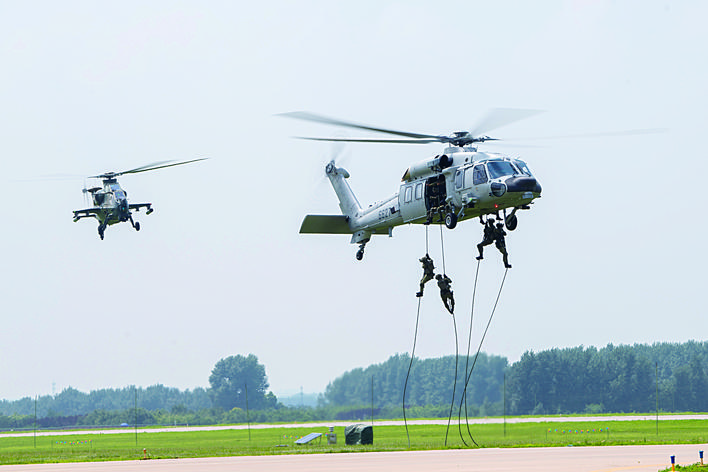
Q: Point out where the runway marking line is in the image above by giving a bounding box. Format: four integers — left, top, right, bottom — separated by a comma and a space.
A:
591, 464, 666, 472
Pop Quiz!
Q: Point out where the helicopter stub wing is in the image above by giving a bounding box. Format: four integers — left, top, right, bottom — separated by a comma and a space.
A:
299, 215, 352, 234
72, 207, 104, 221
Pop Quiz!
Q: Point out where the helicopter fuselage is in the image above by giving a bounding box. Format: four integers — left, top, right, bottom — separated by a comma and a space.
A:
73, 178, 153, 239
300, 145, 541, 259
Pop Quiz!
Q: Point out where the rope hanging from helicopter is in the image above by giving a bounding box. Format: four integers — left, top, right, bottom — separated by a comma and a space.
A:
440, 224, 460, 447
404, 221, 510, 448
458, 258, 481, 447
457, 263, 509, 447
402, 224, 430, 449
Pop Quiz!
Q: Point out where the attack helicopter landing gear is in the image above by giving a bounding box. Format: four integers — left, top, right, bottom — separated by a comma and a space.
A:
98, 224, 106, 240
129, 215, 141, 232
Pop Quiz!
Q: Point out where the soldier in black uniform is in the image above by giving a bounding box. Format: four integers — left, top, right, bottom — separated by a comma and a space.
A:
435, 273, 455, 314
416, 254, 435, 297
493, 222, 512, 269
476, 217, 496, 260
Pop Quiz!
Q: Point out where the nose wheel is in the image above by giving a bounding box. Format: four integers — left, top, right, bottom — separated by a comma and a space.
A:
98, 224, 105, 240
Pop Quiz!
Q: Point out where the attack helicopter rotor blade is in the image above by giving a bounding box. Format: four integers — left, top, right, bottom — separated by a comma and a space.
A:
468, 108, 545, 138
280, 111, 445, 141
118, 158, 208, 176
296, 136, 442, 144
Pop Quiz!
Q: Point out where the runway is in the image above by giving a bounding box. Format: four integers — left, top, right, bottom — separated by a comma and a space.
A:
3, 414, 708, 438
1, 444, 705, 472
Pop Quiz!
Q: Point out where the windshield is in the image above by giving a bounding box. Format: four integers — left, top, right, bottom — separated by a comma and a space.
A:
486, 160, 518, 179
513, 159, 533, 176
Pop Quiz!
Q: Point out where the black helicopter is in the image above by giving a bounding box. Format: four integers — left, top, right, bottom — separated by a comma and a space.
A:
73, 159, 206, 240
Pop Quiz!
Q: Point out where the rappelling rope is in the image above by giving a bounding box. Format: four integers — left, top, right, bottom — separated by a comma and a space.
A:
439, 224, 459, 446
403, 294, 422, 449
458, 266, 509, 446
444, 307, 459, 446
458, 258, 481, 447
439, 224, 446, 275
404, 224, 431, 449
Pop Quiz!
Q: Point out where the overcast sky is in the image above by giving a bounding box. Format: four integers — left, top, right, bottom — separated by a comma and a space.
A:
1, 1, 705, 401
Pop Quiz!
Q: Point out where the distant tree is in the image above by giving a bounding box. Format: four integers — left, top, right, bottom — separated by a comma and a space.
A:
208, 354, 276, 410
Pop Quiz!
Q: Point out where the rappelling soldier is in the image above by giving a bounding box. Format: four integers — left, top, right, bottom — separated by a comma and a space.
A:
476, 217, 496, 260
417, 254, 436, 297
493, 222, 512, 269
435, 273, 455, 314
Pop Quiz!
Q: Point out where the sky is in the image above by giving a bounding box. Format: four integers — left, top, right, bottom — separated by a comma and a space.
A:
1, 0, 706, 401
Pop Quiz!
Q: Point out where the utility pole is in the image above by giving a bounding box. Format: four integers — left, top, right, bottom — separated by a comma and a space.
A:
34, 395, 37, 448
503, 373, 507, 437
134, 387, 138, 447
245, 383, 251, 441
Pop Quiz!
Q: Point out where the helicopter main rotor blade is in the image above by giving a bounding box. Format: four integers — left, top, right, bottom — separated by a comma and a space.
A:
296, 136, 442, 144
502, 128, 668, 141
280, 111, 444, 141
469, 108, 545, 137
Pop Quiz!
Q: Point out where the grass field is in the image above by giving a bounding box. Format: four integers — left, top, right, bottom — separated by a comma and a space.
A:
1, 419, 707, 465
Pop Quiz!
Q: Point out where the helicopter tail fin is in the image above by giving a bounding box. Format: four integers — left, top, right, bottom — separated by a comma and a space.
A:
299, 215, 351, 234
325, 160, 361, 218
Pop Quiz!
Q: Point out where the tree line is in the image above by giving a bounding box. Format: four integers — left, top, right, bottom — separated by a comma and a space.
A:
2, 341, 707, 430
323, 341, 708, 415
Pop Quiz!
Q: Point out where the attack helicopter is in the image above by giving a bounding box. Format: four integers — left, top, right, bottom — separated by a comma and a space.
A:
73, 158, 206, 240
282, 110, 543, 260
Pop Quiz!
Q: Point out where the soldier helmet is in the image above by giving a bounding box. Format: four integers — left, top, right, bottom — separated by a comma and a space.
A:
435, 274, 442, 280
496, 222, 504, 227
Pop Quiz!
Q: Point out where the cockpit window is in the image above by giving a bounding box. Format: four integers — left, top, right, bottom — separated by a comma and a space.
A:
486, 160, 518, 179
513, 160, 533, 176
115, 190, 126, 199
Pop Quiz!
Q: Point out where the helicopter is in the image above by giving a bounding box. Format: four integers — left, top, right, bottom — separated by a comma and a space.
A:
282, 110, 544, 261
73, 158, 207, 240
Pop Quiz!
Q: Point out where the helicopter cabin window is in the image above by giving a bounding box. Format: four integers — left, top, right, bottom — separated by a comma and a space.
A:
513, 159, 533, 176
455, 170, 463, 189
415, 182, 423, 200
468, 164, 488, 186
404, 186, 413, 203
487, 160, 518, 179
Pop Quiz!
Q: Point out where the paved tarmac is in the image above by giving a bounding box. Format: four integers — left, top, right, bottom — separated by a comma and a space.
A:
0, 443, 706, 471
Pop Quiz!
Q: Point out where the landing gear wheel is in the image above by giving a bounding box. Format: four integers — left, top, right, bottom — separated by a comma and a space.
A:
134, 221, 141, 231
444, 212, 458, 229
98, 226, 105, 240
356, 249, 364, 261
505, 213, 518, 231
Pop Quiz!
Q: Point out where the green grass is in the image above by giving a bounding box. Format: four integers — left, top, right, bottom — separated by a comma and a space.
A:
1, 419, 707, 465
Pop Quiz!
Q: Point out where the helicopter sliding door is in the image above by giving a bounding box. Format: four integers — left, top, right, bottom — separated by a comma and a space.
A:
398, 180, 427, 223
